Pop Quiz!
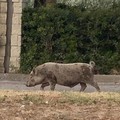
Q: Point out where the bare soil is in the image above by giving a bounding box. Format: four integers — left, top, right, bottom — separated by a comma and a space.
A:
0, 90, 120, 120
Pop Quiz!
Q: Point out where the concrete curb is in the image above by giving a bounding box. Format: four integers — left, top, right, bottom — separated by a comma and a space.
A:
0, 73, 28, 81
94, 75, 120, 83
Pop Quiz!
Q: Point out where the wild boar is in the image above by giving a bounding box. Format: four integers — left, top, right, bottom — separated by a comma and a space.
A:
26, 61, 100, 92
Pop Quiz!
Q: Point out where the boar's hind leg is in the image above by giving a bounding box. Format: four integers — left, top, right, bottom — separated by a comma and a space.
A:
80, 82, 87, 92
40, 82, 49, 90
88, 81, 101, 92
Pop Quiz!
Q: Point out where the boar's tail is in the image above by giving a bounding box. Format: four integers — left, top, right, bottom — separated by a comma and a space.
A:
89, 61, 95, 68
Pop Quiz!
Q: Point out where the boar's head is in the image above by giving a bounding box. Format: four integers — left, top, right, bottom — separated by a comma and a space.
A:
26, 68, 45, 87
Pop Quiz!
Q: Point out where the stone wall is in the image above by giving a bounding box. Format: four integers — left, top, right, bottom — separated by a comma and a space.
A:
0, 0, 22, 73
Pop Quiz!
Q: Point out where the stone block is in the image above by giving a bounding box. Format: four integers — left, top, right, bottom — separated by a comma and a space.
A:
9, 56, 20, 72
11, 35, 18, 46
0, 0, 7, 2
11, 46, 21, 57
0, 45, 5, 57
0, 67, 4, 73
0, 57, 4, 67
12, 0, 20, 2
0, 2, 7, 13
0, 13, 6, 24
0, 35, 6, 45
10, 57, 20, 67
12, 13, 22, 25
17, 35, 21, 47
11, 35, 21, 46
12, 24, 21, 35
0, 24, 6, 35
13, 2, 22, 14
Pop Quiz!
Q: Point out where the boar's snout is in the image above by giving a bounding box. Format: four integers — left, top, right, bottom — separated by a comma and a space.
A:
26, 81, 29, 87
26, 80, 30, 87
26, 79, 36, 87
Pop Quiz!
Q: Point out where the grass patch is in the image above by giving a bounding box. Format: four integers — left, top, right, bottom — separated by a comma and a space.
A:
22, 94, 45, 104
60, 91, 97, 105
0, 90, 120, 105
60, 92, 120, 105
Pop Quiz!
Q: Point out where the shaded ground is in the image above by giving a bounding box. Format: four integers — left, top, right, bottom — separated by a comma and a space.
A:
0, 91, 120, 120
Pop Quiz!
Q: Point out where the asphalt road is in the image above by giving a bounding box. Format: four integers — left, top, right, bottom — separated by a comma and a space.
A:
0, 80, 120, 92
0, 74, 120, 92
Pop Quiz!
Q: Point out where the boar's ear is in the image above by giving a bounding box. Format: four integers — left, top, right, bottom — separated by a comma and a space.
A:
32, 68, 35, 74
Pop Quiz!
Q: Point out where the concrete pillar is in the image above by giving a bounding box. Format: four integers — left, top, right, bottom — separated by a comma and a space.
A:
10, 0, 22, 72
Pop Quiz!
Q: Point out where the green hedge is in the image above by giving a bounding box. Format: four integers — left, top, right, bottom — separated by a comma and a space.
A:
21, 3, 120, 74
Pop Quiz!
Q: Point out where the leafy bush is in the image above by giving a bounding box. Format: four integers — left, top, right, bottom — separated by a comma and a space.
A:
21, 2, 120, 74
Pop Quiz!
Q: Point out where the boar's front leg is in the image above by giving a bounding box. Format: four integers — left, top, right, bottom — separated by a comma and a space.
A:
49, 82, 56, 91
40, 82, 49, 90
80, 82, 87, 92
46, 71, 57, 91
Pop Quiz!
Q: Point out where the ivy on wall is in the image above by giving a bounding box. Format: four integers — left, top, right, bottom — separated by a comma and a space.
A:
21, 2, 120, 74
